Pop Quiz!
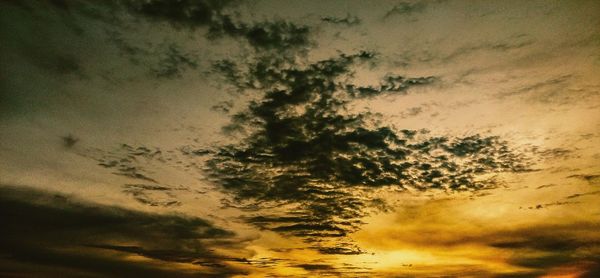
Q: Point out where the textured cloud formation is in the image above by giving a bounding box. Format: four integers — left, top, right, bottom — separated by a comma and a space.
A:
205, 49, 530, 249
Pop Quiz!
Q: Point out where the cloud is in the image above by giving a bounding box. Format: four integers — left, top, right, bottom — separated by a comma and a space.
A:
389, 34, 536, 68
496, 75, 572, 101
345, 75, 437, 97
536, 183, 558, 189
565, 190, 600, 199
88, 143, 212, 206
520, 200, 579, 210
442, 34, 536, 63
383, 2, 428, 19
122, 0, 232, 28
210, 18, 312, 51
487, 223, 600, 275
321, 14, 361, 26
355, 199, 600, 277
532, 147, 574, 161
95, 144, 162, 183
312, 244, 366, 255
122, 183, 183, 207
399, 106, 424, 118
212, 100, 234, 113
205, 50, 531, 245
151, 44, 198, 78
568, 174, 600, 185
294, 263, 334, 271
61, 134, 79, 148
0, 185, 248, 276
123, 0, 312, 51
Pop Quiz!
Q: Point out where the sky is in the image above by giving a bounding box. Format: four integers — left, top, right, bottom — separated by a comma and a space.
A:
1, 0, 599, 277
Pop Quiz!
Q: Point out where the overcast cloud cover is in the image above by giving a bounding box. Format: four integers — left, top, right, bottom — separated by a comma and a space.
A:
1, 0, 599, 277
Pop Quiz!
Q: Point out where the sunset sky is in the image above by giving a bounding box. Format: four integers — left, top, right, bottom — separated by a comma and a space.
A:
1, 0, 599, 277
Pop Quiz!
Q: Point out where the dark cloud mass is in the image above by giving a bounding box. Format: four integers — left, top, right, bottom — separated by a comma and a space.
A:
205, 49, 530, 246
122, 0, 232, 27
124, 0, 312, 51
0, 185, 246, 277
487, 223, 600, 275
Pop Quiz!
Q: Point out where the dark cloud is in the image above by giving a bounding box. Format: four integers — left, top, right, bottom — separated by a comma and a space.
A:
2, 0, 597, 276
89, 143, 211, 205
5, 0, 311, 85
123, 0, 312, 51
205, 50, 530, 244
107, 30, 149, 65
295, 263, 334, 271
345, 75, 437, 97
391, 34, 536, 68
106, 29, 202, 79
312, 244, 366, 255
532, 147, 574, 161
520, 201, 579, 210
536, 183, 558, 189
1, 0, 121, 76
399, 106, 424, 118
210, 18, 312, 51
496, 75, 572, 100
290, 262, 372, 276
121, 0, 233, 28
442, 34, 536, 63
565, 190, 600, 199
486, 223, 600, 276
151, 44, 198, 78
122, 183, 183, 207
384, 1, 428, 18
61, 134, 79, 148
321, 14, 361, 26
212, 100, 234, 113
0, 185, 247, 277
33, 52, 83, 75
95, 144, 163, 183
114, 166, 159, 183
179, 145, 212, 156
567, 174, 600, 185
381, 219, 600, 276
